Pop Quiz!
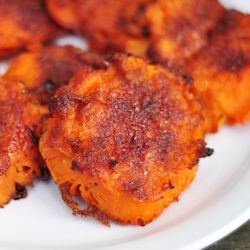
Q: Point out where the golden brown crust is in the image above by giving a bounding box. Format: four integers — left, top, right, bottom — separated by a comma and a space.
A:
4, 45, 105, 135
40, 54, 208, 225
5, 45, 105, 105
0, 0, 61, 59
0, 46, 105, 206
146, 0, 225, 67
46, 0, 153, 56
184, 10, 250, 132
0, 79, 41, 206
60, 182, 110, 226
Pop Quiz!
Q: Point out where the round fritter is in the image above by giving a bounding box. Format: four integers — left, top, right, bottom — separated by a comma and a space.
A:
4, 45, 105, 134
0, 0, 61, 59
146, 0, 225, 67
40, 54, 209, 225
46, 0, 153, 56
0, 79, 41, 206
184, 10, 250, 132
1, 45, 105, 204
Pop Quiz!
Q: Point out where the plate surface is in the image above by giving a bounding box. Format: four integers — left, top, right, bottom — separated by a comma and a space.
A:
0, 1, 250, 250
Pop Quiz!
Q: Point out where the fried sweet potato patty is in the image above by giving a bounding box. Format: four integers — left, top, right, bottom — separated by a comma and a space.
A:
46, 0, 153, 56
0, 45, 104, 206
0, 0, 61, 59
146, 0, 225, 66
40, 54, 209, 225
0, 79, 41, 206
4, 45, 105, 135
184, 11, 250, 132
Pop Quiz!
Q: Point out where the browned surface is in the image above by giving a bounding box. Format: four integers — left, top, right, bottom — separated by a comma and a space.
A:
40, 54, 209, 225
60, 182, 110, 226
46, 0, 153, 56
0, 0, 61, 59
184, 10, 250, 132
146, 0, 225, 67
4, 45, 105, 135
0, 78, 41, 206
46, 0, 225, 64
0, 45, 105, 206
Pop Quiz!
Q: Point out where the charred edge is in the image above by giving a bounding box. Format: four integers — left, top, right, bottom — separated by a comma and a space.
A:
60, 182, 80, 211
162, 65, 194, 85
168, 181, 175, 189
35, 80, 57, 105
105, 53, 144, 84
39, 163, 51, 181
60, 182, 110, 226
28, 80, 57, 94
71, 159, 82, 172
104, 53, 132, 82
224, 51, 249, 73
135, 3, 150, 37
83, 206, 110, 227
77, 51, 107, 70
137, 218, 146, 226
214, 10, 237, 36
108, 158, 119, 169
181, 73, 194, 85
29, 129, 39, 145
201, 147, 214, 158
162, 181, 175, 191
104, 52, 133, 64
13, 184, 27, 200
147, 44, 161, 64
49, 92, 74, 114
100, 39, 125, 53
50, 92, 89, 115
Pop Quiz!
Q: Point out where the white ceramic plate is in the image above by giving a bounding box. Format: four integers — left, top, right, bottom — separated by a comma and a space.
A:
0, 1, 250, 250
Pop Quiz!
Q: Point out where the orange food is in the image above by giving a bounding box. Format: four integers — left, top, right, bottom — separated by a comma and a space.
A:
184, 11, 250, 132
0, 45, 105, 206
4, 45, 105, 135
146, 0, 225, 67
46, 0, 153, 56
40, 54, 210, 225
0, 0, 61, 59
0, 79, 41, 206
